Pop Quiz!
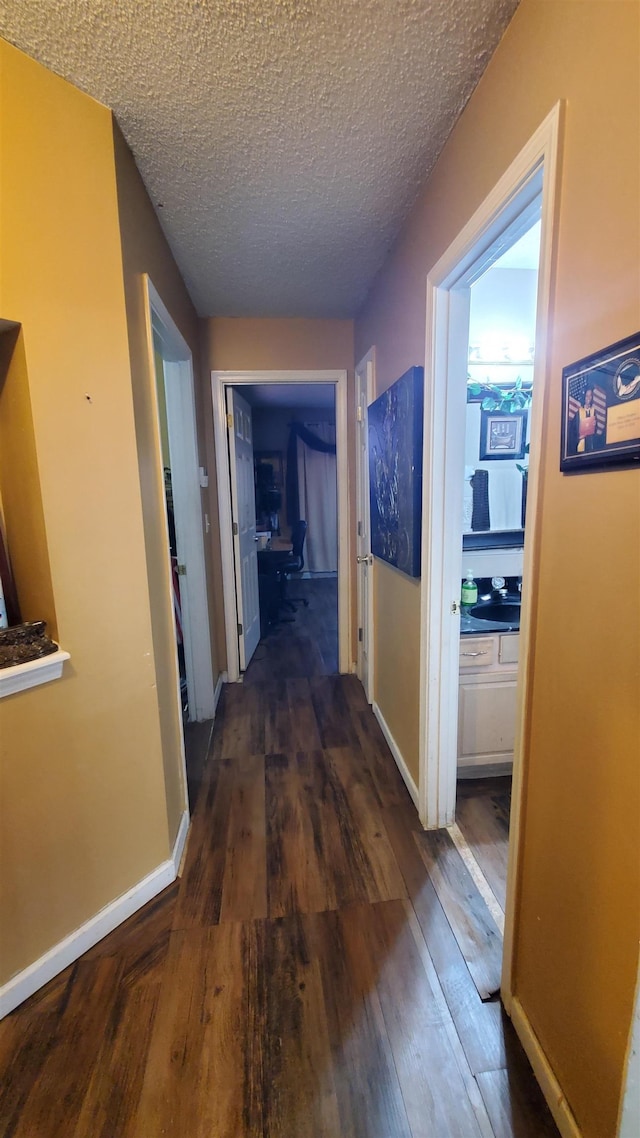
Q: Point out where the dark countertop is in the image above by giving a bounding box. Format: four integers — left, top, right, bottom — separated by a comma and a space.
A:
460, 599, 521, 635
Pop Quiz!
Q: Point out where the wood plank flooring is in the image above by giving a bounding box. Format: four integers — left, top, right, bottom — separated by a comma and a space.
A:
0, 675, 558, 1137
455, 778, 512, 913
244, 576, 338, 682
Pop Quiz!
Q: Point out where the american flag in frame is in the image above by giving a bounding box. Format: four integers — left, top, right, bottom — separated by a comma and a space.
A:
560, 330, 640, 472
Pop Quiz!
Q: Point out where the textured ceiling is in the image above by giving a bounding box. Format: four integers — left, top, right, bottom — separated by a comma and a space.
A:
0, 0, 519, 318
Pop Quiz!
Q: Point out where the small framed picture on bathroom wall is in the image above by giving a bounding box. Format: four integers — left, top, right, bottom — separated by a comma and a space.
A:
479, 409, 527, 460
560, 331, 640, 472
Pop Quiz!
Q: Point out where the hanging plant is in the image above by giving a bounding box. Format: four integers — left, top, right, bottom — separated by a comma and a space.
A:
467, 374, 532, 413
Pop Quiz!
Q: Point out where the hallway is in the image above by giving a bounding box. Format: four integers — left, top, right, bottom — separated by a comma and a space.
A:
0, 675, 558, 1137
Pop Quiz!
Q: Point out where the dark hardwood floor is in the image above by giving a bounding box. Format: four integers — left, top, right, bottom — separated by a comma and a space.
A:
0, 668, 558, 1137
244, 576, 338, 683
456, 778, 512, 913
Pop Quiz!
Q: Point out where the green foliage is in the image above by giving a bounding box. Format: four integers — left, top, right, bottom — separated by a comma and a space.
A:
467, 375, 532, 414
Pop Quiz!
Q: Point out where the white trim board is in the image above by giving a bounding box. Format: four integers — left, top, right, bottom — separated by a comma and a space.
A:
618, 960, 640, 1137
144, 276, 216, 723
510, 998, 582, 1138
372, 701, 419, 809
354, 347, 376, 702
211, 370, 351, 681
0, 649, 70, 698
416, 104, 562, 1017
213, 669, 226, 714
0, 816, 189, 1021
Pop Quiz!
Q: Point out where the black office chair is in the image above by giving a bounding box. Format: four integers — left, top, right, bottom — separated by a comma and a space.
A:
279, 520, 309, 612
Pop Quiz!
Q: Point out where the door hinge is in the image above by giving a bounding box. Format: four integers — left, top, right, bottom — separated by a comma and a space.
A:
356, 405, 363, 422
232, 521, 238, 536
358, 627, 363, 642
227, 412, 233, 429
237, 622, 243, 636
176, 563, 187, 576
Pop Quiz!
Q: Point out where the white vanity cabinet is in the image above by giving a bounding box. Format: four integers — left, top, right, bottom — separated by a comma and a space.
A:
458, 632, 519, 770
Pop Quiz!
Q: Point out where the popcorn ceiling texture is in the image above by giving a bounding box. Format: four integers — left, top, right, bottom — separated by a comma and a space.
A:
1, 0, 519, 317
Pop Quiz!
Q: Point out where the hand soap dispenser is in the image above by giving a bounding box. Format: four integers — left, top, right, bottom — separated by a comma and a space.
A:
461, 571, 478, 606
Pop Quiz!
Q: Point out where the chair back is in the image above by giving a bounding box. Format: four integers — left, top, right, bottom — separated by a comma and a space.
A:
290, 520, 307, 570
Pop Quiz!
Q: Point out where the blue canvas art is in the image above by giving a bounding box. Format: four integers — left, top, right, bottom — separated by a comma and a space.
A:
368, 366, 424, 578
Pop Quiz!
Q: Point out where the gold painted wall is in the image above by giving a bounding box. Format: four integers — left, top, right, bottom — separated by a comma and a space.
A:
112, 123, 222, 841
355, 3, 640, 1135
205, 317, 354, 373
202, 316, 356, 665
0, 43, 171, 983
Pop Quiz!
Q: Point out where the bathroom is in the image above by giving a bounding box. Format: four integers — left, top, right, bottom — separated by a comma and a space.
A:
453, 220, 541, 905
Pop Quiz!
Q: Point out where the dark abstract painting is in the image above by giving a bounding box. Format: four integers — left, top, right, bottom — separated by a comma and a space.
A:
368, 366, 424, 577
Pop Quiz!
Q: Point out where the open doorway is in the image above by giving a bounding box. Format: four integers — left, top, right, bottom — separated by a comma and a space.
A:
239, 384, 339, 682
143, 277, 215, 719
419, 106, 561, 1007
212, 370, 350, 683
454, 218, 541, 931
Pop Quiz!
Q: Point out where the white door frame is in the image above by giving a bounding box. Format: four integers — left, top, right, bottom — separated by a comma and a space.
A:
226, 387, 261, 670
212, 369, 350, 682
417, 104, 562, 1002
354, 348, 376, 703
144, 276, 216, 720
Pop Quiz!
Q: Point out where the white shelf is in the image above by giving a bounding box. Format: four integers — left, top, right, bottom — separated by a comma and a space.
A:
0, 649, 70, 698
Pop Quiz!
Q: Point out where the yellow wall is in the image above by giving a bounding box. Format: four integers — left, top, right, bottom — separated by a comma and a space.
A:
0, 43, 176, 983
205, 316, 354, 373
112, 123, 222, 840
202, 316, 356, 663
355, 2, 640, 1135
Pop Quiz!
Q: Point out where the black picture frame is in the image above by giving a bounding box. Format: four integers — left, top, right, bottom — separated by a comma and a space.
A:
560, 331, 640, 472
368, 366, 424, 578
479, 409, 527, 461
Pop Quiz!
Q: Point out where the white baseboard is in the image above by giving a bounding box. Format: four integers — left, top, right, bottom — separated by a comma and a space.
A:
0, 853, 180, 1021
213, 670, 226, 713
510, 996, 582, 1138
172, 809, 190, 876
372, 701, 419, 809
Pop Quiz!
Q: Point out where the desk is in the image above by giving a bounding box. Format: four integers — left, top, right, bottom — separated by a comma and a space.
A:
257, 547, 292, 574
257, 547, 293, 635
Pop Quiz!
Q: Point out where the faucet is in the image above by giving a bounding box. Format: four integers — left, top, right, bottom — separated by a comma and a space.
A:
490, 575, 508, 600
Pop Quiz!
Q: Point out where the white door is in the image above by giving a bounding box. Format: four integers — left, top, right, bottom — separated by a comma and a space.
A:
164, 359, 215, 720
227, 388, 260, 670
355, 353, 374, 701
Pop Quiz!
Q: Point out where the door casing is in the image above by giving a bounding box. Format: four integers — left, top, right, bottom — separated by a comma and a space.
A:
355, 348, 376, 703
144, 276, 216, 725
417, 103, 563, 1007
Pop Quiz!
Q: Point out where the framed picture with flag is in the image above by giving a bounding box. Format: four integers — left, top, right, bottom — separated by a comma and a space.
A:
560, 331, 640, 472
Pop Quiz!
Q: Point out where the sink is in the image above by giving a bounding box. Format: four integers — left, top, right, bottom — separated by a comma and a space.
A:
468, 602, 521, 624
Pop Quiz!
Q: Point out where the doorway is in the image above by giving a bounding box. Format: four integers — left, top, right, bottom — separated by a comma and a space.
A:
453, 217, 541, 943
145, 278, 216, 726
418, 105, 561, 1002
236, 382, 340, 681
212, 370, 350, 683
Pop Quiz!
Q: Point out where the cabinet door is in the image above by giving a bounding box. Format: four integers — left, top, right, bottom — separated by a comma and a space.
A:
458, 673, 518, 766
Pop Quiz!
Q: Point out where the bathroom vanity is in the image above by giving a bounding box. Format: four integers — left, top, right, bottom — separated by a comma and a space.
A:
458, 629, 519, 772
457, 577, 521, 774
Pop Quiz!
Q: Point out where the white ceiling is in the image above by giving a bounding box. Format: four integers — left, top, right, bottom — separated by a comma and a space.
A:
243, 383, 335, 409
1, 0, 520, 319
493, 221, 541, 271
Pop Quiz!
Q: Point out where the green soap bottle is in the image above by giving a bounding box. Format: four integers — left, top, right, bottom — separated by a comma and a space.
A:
461, 571, 478, 606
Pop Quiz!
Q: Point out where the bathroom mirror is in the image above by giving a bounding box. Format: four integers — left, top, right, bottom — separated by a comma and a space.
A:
462, 224, 539, 550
